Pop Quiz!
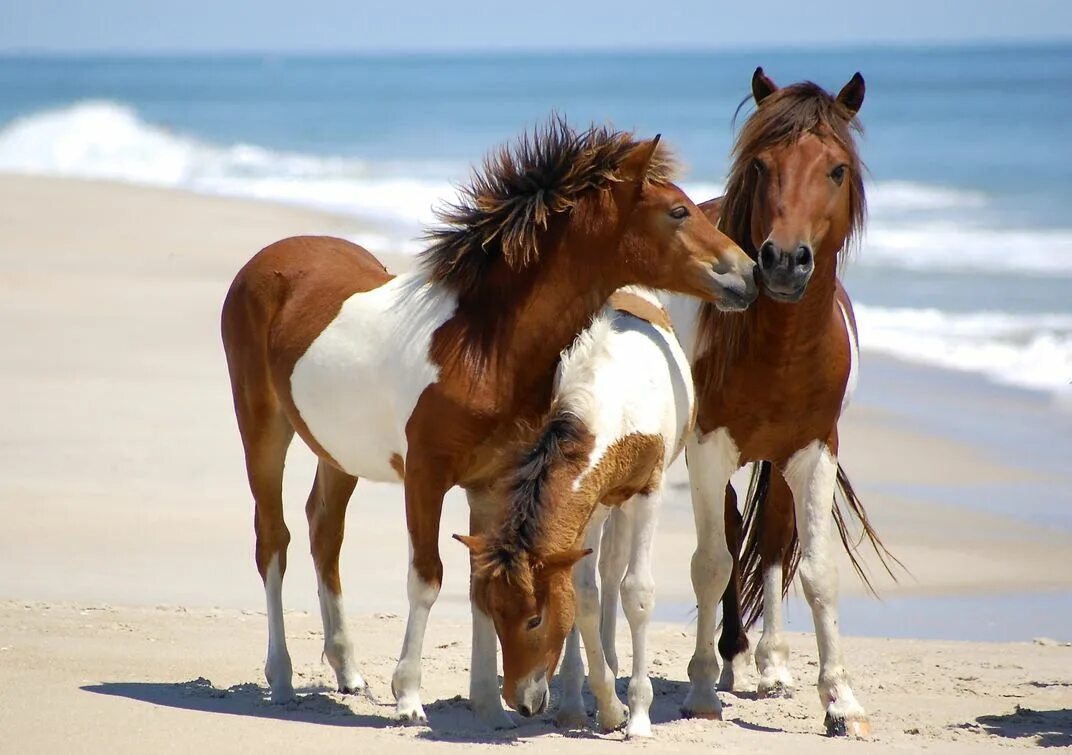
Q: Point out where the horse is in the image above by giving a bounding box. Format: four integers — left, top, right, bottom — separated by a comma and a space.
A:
665, 68, 895, 736
457, 286, 693, 737
220, 117, 758, 727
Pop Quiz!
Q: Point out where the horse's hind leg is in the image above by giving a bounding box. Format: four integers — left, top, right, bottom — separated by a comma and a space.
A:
235, 396, 296, 703
621, 491, 659, 738
305, 460, 365, 694
718, 483, 752, 691
755, 471, 796, 698
783, 439, 869, 737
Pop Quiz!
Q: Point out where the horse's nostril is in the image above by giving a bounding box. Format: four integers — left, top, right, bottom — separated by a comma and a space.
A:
760, 241, 778, 269
518, 703, 532, 717
795, 244, 813, 267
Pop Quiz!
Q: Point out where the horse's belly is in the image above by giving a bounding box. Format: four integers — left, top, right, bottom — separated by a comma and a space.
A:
288, 274, 457, 481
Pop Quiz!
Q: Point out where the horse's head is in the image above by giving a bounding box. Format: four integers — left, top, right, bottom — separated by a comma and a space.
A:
455, 535, 589, 717
605, 138, 758, 311
726, 68, 866, 302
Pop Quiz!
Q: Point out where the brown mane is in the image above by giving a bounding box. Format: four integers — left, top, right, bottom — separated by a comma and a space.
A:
478, 411, 591, 587
696, 82, 867, 391
420, 116, 678, 298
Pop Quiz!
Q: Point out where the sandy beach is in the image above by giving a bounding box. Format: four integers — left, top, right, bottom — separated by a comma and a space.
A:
1, 174, 1069, 752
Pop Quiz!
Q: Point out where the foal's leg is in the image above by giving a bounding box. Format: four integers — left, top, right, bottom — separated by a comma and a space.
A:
573, 506, 628, 731
783, 439, 869, 737
598, 507, 629, 677
236, 399, 296, 703
682, 429, 739, 719
718, 483, 752, 692
754, 471, 797, 698
391, 460, 450, 723
621, 492, 659, 738
465, 488, 516, 729
305, 460, 365, 694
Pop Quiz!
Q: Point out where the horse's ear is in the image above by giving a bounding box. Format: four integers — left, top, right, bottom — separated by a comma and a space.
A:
452, 533, 487, 554
752, 66, 778, 105
537, 548, 593, 576
836, 72, 865, 117
619, 135, 661, 184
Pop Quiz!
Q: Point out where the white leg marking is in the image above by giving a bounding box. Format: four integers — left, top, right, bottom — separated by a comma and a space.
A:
470, 604, 516, 729
784, 441, 869, 736
622, 492, 659, 738
754, 563, 794, 697
264, 555, 295, 703
573, 508, 627, 731
391, 556, 440, 723
682, 429, 739, 718
554, 625, 588, 728
316, 575, 365, 694
598, 507, 629, 678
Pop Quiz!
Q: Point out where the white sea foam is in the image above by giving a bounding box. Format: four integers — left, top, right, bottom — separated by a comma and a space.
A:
854, 305, 1072, 394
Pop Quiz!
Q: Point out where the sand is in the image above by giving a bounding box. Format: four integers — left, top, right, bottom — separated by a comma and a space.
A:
1, 174, 1069, 752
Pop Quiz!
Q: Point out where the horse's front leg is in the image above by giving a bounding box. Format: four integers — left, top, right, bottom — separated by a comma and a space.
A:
682, 429, 739, 719
598, 507, 629, 677
754, 469, 797, 698
783, 438, 869, 737
621, 491, 659, 738
465, 488, 517, 730
391, 462, 450, 724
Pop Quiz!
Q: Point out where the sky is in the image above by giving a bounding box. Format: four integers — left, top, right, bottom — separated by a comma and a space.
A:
2, 0, 1070, 54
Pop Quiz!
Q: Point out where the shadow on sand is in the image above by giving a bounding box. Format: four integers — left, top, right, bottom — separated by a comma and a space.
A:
975, 706, 1072, 748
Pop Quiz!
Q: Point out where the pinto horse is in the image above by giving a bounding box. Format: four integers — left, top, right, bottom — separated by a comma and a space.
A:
459, 287, 693, 737
221, 118, 757, 726
667, 69, 894, 736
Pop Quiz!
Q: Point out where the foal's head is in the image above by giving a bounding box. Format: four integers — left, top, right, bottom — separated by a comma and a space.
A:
422, 118, 757, 312
458, 537, 589, 717
721, 69, 867, 302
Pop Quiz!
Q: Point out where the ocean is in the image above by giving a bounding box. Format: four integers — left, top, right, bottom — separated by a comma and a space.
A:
1, 45, 1069, 398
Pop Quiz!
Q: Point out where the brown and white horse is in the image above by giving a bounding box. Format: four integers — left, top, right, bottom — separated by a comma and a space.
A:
667, 69, 891, 736
459, 287, 693, 737
221, 119, 757, 726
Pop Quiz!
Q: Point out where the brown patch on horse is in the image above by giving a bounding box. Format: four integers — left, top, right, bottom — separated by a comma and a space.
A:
607, 291, 673, 332
421, 116, 678, 299
390, 453, 406, 481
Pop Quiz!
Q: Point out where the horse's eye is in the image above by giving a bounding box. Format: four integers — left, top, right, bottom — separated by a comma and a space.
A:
526, 615, 542, 631
829, 164, 847, 185
669, 205, 689, 220
753, 157, 768, 176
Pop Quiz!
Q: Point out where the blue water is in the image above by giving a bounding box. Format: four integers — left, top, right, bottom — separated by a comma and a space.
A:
0, 45, 1070, 393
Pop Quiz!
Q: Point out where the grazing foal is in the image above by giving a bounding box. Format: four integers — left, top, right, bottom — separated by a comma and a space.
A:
667, 69, 890, 735
460, 288, 693, 737
221, 119, 756, 726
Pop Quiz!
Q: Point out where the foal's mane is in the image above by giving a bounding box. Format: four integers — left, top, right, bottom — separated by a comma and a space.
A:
696, 82, 866, 390
421, 116, 677, 298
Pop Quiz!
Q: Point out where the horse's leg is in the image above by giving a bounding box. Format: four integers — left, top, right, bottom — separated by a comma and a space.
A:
305, 460, 364, 694
755, 471, 797, 698
554, 625, 587, 728
573, 505, 628, 731
465, 488, 516, 729
682, 429, 738, 719
391, 460, 450, 723
718, 483, 751, 692
621, 491, 659, 738
783, 438, 869, 737
598, 507, 629, 677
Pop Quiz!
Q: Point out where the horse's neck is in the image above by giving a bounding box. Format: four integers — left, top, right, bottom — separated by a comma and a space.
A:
748, 260, 840, 354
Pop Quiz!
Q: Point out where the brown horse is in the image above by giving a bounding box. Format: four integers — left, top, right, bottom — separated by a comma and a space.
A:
666, 69, 893, 736
221, 117, 757, 727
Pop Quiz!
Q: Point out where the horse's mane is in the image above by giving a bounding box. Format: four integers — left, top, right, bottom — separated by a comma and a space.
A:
421, 116, 678, 298
696, 82, 867, 391
479, 410, 591, 589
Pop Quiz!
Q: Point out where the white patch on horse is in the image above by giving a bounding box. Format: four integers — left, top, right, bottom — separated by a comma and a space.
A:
315, 574, 364, 692
290, 273, 457, 481
263, 555, 294, 703
838, 299, 859, 412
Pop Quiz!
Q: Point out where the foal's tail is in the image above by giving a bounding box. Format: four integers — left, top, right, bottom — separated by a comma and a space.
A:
737, 461, 903, 629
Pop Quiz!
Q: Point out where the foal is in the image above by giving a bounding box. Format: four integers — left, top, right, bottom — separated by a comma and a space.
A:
667, 69, 887, 735
460, 287, 692, 737
221, 118, 756, 726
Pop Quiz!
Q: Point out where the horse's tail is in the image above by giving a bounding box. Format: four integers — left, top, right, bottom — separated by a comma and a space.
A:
737, 461, 903, 629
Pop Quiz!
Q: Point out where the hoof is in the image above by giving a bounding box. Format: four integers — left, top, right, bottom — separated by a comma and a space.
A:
680, 707, 723, 721
597, 701, 629, 732
395, 699, 428, 725
681, 687, 723, 720
474, 704, 518, 730
825, 712, 871, 738
626, 716, 653, 738
268, 685, 296, 704
554, 706, 589, 729
757, 680, 794, 699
